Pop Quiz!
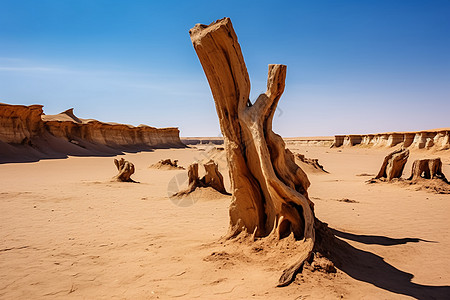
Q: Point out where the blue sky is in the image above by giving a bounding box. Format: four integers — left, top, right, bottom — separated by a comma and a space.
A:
1, 0, 449, 137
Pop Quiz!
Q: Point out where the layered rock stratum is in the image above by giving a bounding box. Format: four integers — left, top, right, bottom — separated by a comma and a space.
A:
0, 103, 184, 163
332, 129, 450, 150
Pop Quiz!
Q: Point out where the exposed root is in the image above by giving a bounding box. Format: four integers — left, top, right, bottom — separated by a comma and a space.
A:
277, 238, 314, 287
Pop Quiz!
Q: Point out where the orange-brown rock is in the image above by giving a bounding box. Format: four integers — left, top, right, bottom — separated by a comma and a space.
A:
0, 103, 44, 144
408, 158, 447, 181
43, 108, 183, 150
0, 103, 184, 163
375, 148, 409, 181
173, 160, 228, 196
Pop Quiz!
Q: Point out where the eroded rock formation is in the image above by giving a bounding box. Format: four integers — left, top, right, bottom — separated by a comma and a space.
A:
375, 148, 409, 181
408, 158, 447, 182
190, 18, 324, 286
43, 108, 183, 150
284, 137, 334, 147
332, 129, 450, 150
173, 160, 228, 196
0, 103, 184, 163
403, 158, 450, 193
150, 159, 184, 170
295, 153, 328, 173
0, 103, 44, 144
113, 158, 136, 182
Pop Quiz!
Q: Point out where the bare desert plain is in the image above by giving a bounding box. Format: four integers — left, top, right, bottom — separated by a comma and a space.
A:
1, 6, 450, 300
1, 142, 449, 299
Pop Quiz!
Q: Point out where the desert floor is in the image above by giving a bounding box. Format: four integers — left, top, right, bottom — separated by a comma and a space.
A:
1, 145, 449, 299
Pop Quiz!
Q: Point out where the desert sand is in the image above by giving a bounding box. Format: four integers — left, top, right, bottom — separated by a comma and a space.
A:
1, 143, 449, 299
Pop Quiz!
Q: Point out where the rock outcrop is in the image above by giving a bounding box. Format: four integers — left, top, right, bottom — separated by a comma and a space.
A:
284, 137, 334, 147
332, 129, 450, 150
0, 103, 184, 163
375, 148, 409, 181
406, 158, 449, 193
172, 160, 228, 196
0, 103, 45, 144
113, 158, 136, 182
408, 158, 447, 181
294, 153, 328, 173
150, 159, 184, 170
43, 108, 182, 151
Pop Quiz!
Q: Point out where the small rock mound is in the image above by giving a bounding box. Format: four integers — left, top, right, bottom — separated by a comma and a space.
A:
295, 153, 328, 173
150, 159, 184, 170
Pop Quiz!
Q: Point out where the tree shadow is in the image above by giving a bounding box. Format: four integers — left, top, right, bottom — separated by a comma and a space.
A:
330, 228, 436, 246
323, 227, 449, 299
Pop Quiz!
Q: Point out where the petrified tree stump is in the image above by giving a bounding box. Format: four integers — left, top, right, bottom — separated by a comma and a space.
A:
184, 162, 200, 193
375, 148, 409, 181
174, 160, 228, 196
203, 160, 227, 194
190, 18, 316, 286
408, 158, 447, 181
113, 158, 136, 182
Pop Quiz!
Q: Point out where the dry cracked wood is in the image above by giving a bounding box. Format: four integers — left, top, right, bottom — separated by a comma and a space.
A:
375, 148, 409, 181
190, 18, 315, 286
113, 158, 136, 182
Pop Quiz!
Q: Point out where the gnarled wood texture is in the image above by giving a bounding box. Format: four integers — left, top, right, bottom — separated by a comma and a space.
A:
190, 17, 315, 286
408, 158, 447, 181
113, 158, 136, 182
375, 148, 409, 181
174, 161, 228, 196
203, 160, 227, 194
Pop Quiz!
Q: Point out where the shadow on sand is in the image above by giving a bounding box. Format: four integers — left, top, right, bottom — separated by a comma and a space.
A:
326, 227, 449, 299
331, 228, 436, 246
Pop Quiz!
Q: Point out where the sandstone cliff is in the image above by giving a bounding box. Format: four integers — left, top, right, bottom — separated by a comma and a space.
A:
0, 103, 184, 163
332, 129, 450, 150
0, 103, 45, 144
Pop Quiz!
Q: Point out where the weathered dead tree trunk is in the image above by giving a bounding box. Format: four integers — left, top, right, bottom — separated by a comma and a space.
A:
375, 148, 409, 181
113, 158, 136, 182
190, 18, 315, 286
174, 160, 228, 196
408, 158, 447, 181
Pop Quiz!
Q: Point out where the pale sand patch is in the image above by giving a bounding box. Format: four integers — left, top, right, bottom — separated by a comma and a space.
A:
0, 146, 449, 299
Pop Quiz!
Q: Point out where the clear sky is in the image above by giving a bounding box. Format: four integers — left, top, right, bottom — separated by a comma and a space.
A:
1, 0, 449, 137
